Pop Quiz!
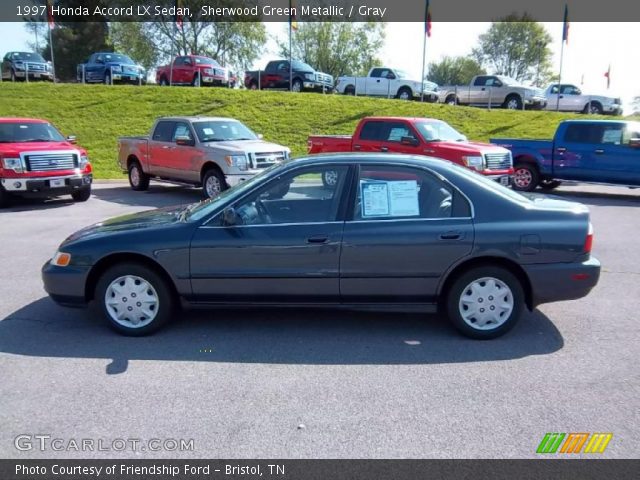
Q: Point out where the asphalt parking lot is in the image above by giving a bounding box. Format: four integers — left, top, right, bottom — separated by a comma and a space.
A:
0, 182, 638, 459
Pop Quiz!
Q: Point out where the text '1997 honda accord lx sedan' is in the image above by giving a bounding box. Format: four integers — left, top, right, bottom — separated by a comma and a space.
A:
42, 154, 600, 339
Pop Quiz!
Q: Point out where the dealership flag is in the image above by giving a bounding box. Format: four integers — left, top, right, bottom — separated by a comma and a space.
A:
605, 65, 611, 89
175, 0, 183, 30
562, 4, 569, 43
425, 0, 432, 37
46, 0, 54, 29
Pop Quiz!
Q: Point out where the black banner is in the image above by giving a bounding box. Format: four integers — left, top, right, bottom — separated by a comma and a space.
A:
1, 459, 639, 480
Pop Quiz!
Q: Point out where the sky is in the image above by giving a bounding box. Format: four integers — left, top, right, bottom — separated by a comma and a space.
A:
1, 21, 638, 112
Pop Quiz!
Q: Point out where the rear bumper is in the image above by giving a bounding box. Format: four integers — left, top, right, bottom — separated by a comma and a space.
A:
42, 261, 91, 308
524, 257, 601, 307
1, 173, 92, 197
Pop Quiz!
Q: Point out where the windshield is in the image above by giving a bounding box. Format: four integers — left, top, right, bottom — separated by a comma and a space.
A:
415, 121, 466, 142
394, 69, 411, 79
103, 54, 135, 64
186, 163, 283, 221
192, 120, 258, 142
0, 122, 65, 143
11, 52, 46, 62
292, 61, 314, 71
497, 76, 521, 86
194, 57, 220, 66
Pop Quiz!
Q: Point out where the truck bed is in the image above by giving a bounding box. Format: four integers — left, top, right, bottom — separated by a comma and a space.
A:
307, 135, 353, 154
490, 138, 553, 150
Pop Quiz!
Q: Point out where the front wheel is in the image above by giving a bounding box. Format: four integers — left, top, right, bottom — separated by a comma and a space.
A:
95, 263, 174, 336
504, 95, 523, 110
159, 77, 169, 86
321, 170, 339, 188
104, 73, 111, 85
192, 73, 201, 87
202, 169, 227, 199
291, 79, 302, 92
71, 187, 91, 202
446, 266, 524, 339
397, 87, 412, 100
539, 179, 562, 190
512, 164, 539, 192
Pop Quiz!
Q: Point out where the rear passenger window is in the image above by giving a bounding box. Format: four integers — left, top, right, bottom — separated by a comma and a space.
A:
152, 121, 175, 142
359, 121, 385, 141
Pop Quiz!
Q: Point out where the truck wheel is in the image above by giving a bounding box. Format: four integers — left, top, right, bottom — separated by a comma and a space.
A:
539, 179, 562, 190
446, 266, 524, 339
104, 72, 111, 85
584, 102, 603, 115
192, 73, 201, 87
159, 76, 169, 86
202, 169, 227, 199
344, 85, 355, 96
0, 185, 11, 208
249, 81, 258, 90
128, 161, 150, 191
504, 95, 523, 110
397, 87, 412, 100
71, 187, 91, 202
445, 95, 457, 106
512, 164, 539, 192
95, 262, 174, 336
10, 69, 17, 82
291, 79, 302, 92
322, 170, 339, 188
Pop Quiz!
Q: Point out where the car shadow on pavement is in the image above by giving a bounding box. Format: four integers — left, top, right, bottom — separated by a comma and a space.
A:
91, 184, 202, 209
0, 297, 564, 374
2, 196, 77, 212
545, 189, 640, 207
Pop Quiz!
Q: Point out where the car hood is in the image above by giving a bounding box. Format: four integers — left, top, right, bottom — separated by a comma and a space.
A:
0, 141, 84, 156
204, 140, 289, 153
430, 141, 509, 155
64, 205, 185, 243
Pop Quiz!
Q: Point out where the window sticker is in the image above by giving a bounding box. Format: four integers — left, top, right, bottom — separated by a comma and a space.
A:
202, 128, 214, 135
361, 182, 390, 217
361, 180, 420, 218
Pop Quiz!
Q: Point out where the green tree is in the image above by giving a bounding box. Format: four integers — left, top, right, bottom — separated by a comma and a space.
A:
472, 14, 553, 85
109, 23, 158, 71
277, 22, 385, 79
427, 56, 485, 85
23, 20, 49, 54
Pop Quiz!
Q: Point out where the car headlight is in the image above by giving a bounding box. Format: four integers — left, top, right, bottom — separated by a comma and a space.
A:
79, 154, 89, 169
304, 73, 315, 80
204, 68, 213, 75
51, 251, 71, 267
110, 65, 122, 72
14, 62, 25, 70
462, 155, 484, 171
225, 155, 249, 171
2, 157, 23, 173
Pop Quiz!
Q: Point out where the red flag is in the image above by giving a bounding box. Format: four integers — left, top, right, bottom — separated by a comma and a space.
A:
175, 0, 183, 30
425, 0, 432, 37
46, 0, 54, 30
604, 65, 611, 89
562, 4, 569, 44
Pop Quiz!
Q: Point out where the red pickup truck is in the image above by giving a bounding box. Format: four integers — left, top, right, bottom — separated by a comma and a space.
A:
0, 118, 92, 207
308, 117, 514, 186
156, 55, 229, 87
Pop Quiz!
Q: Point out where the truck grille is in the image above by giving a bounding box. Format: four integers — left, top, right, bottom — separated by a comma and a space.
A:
25, 153, 77, 172
26, 63, 46, 72
251, 152, 286, 169
484, 152, 512, 170
315, 73, 334, 85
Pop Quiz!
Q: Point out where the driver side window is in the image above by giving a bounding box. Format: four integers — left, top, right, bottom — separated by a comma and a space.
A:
228, 166, 349, 226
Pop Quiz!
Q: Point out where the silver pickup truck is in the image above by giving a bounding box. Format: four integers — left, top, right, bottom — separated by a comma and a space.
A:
118, 116, 291, 198
438, 75, 547, 110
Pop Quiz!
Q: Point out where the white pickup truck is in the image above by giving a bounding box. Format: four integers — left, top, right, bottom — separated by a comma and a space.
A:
543, 84, 623, 115
335, 67, 438, 101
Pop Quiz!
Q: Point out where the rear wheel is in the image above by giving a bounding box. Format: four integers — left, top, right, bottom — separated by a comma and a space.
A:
344, 85, 355, 96
95, 263, 174, 336
445, 95, 457, 106
71, 187, 91, 202
512, 164, 539, 191
128, 161, 150, 191
446, 266, 524, 339
321, 170, 339, 188
202, 168, 227, 199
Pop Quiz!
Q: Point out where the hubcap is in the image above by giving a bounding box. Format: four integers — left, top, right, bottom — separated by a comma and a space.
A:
590, 105, 600, 114
205, 175, 221, 198
400, 91, 410, 100
104, 275, 159, 328
324, 170, 338, 186
514, 168, 532, 188
130, 166, 140, 186
447, 99, 456, 105
507, 99, 519, 109
459, 277, 514, 330
292, 82, 301, 92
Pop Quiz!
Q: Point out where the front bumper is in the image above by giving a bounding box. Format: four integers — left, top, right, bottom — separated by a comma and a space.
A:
525, 97, 547, 109
42, 261, 91, 307
111, 72, 141, 82
484, 174, 512, 186
603, 104, 623, 115
303, 81, 334, 92
14, 70, 53, 80
524, 256, 601, 307
225, 171, 263, 188
202, 75, 229, 86
1, 173, 92, 197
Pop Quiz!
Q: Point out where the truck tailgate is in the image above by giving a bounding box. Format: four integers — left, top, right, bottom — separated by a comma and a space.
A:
307, 135, 353, 154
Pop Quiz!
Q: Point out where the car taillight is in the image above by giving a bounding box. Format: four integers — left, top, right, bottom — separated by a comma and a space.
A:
584, 222, 594, 253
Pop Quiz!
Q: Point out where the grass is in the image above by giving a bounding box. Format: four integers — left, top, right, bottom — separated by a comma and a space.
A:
0, 82, 608, 179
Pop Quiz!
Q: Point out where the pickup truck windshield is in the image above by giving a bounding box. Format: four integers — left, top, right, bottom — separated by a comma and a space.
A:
292, 61, 313, 71
11, 52, 46, 62
0, 122, 65, 143
192, 120, 258, 142
415, 121, 466, 142
194, 57, 220, 66
394, 69, 410, 79
496, 76, 521, 86
103, 54, 135, 64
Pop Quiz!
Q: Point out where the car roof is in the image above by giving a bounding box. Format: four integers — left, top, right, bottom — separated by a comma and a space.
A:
288, 153, 454, 171
156, 116, 242, 122
362, 116, 444, 122
561, 119, 628, 124
0, 118, 48, 124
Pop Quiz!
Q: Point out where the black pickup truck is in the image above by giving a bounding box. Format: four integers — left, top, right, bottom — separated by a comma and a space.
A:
244, 60, 334, 93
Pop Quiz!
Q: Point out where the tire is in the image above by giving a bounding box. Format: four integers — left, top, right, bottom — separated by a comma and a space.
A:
291, 78, 302, 93
104, 72, 111, 85
128, 161, 150, 191
446, 266, 525, 339
445, 95, 457, 106
504, 94, 523, 110
512, 163, 539, 192
95, 263, 174, 336
584, 102, 603, 115
397, 87, 412, 101
539, 179, 562, 190
10, 69, 16, 82
321, 170, 339, 188
71, 187, 91, 202
159, 76, 169, 86
0, 185, 10, 208
249, 81, 258, 90
192, 73, 201, 87
344, 85, 355, 96
202, 168, 227, 199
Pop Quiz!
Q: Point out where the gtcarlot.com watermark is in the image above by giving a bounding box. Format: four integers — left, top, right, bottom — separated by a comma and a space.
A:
15, 434, 194, 452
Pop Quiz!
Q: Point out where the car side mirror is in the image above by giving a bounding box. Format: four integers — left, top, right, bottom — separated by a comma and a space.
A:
401, 136, 420, 146
66, 135, 77, 144
222, 207, 238, 226
175, 136, 195, 147
629, 138, 640, 148
386, 73, 396, 79
95, 59, 104, 64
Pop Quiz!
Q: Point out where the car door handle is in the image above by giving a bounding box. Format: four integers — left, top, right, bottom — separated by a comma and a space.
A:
353, 144, 361, 150
594, 149, 605, 154
380, 146, 389, 152
376, 79, 381, 83
556, 147, 566, 153
307, 235, 329, 244
481, 87, 486, 91
439, 231, 463, 241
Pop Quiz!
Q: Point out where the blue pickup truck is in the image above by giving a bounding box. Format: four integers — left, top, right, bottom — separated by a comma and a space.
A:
76, 52, 144, 85
491, 120, 640, 191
